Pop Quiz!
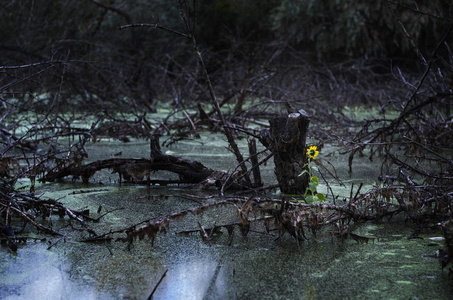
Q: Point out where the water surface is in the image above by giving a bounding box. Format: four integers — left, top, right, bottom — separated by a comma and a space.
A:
1, 135, 450, 299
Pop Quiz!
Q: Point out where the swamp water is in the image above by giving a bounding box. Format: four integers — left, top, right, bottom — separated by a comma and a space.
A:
0, 134, 451, 299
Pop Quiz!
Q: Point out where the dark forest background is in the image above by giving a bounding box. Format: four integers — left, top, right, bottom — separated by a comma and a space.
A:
1, 0, 452, 113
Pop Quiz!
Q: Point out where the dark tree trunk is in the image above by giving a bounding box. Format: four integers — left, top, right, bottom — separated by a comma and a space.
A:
269, 109, 310, 194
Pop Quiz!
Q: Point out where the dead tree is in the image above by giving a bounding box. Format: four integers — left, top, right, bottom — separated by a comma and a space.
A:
268, 109, 310, 194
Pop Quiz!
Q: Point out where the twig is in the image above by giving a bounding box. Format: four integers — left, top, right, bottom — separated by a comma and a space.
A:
47, 235, 68, 250
118, 23, 190, 39
203, 264, 222, 298
9, 206, 64, 236
0, 60, 89, 70
387, 1, 451, 21
147, 269, 168, 300
221, 151, 273, 194
183, 111, 200, 138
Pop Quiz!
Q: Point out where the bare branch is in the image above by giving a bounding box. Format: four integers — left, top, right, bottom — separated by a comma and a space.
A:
118, 23, 190, 39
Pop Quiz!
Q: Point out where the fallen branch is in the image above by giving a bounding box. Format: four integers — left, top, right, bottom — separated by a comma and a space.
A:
38, 135, 254, 190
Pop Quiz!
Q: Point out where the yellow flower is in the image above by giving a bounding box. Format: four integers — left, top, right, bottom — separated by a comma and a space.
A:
306, 146, 319, 160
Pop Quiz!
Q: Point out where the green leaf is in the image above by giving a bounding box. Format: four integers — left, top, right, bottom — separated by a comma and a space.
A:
311, 166, 319, 172
311, 176, 319, 184
305, 195, 315, 203
317, 193, 326, 201
298, 170, 308, 177
309, 182, 317, 193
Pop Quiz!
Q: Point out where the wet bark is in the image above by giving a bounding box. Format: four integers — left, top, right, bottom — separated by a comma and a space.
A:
248, 138, 262, 188
39, 156, 216, 185
269, 109, 310, 194
39, 135, 251, 190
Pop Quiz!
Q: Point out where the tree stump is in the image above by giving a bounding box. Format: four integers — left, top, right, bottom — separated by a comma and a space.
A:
269, 109, 310, 194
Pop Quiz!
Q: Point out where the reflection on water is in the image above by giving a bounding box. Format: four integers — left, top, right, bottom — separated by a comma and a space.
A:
155, 259, 226, 300
0, 243, 108, 300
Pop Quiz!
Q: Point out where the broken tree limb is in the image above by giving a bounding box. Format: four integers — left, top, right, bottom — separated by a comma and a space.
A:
39, 135, 252, 190
39, 157, 214, 184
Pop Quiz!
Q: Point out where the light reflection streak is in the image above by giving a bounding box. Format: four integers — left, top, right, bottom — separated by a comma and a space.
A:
154, 259, 226, 299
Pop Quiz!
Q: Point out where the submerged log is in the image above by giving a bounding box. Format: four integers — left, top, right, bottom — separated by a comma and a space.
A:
39, 157, 216, 184
39, 135, 251, 190
269, 109, 310, 194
